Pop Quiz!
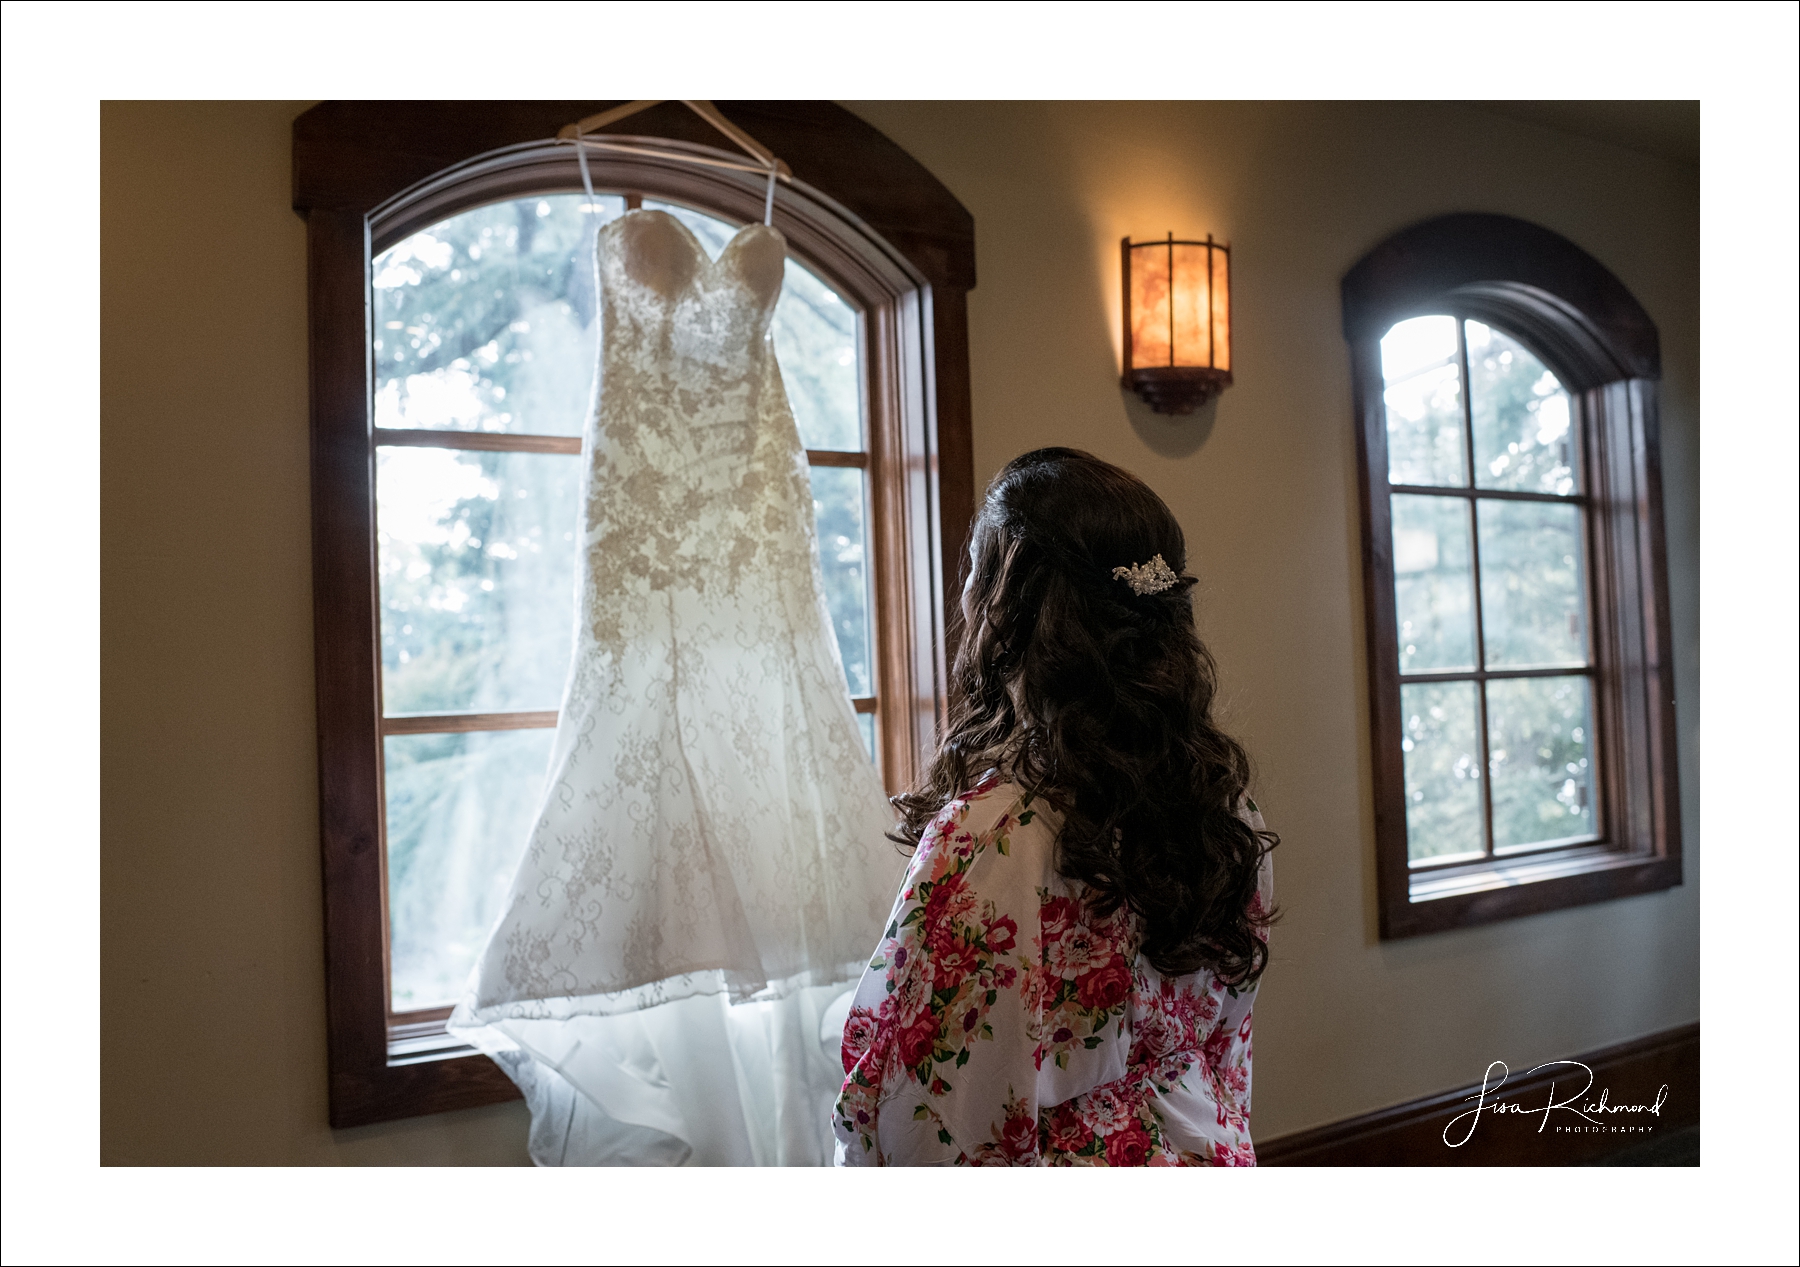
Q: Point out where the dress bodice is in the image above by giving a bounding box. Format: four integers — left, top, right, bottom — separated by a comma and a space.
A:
583, 211, 813, 622
598, 211, 786, 359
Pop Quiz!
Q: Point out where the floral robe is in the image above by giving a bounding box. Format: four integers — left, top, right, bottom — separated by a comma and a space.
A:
834, 776, 1272, 1166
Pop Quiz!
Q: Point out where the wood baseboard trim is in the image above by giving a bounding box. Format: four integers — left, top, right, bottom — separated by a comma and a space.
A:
1257, 1021, 1698, 1166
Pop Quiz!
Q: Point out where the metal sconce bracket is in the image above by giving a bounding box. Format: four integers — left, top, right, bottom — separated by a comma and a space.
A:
1121, 365, 1233, 415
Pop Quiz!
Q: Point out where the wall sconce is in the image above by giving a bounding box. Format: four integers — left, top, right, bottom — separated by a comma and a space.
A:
1121, 233, 1232, 415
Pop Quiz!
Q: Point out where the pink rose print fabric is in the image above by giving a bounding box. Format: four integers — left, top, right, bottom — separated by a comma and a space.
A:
834, 777, 1272, 1166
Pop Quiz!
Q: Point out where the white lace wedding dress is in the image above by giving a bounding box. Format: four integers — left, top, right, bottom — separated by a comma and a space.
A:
448, 210, 901, 1166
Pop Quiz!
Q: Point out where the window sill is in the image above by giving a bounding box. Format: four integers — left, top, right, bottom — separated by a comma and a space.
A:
387, 1013, 476, 1066
1408, 838, 1610, 899
1384, 844, 1681, 939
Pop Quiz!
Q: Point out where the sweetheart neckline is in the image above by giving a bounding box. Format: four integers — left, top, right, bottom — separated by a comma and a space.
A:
600, 208, 785, 308
600, 208, 783, 264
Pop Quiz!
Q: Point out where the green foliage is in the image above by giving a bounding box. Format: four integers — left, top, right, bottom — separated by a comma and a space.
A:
1401, 680, 1486, 860
374, 195, 607, 431
1478, 500, 1585, 669
1487, 676, 1592, 848
1467, 320, 1576, 495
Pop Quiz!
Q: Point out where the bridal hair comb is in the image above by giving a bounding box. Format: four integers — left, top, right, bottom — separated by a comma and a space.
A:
1111, 554, 1179, 596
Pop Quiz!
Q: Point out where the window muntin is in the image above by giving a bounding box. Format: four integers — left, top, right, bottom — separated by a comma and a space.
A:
373, 193, 879, 1012
1381, 315, 1597, 866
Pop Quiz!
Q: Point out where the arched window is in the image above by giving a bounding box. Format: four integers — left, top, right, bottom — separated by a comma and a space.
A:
297, 103, 975, 1125
1343, 214, 1681, 940
372, 195, 880, 1015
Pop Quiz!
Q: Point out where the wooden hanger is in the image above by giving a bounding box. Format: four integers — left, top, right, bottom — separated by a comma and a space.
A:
558, 101, 791, 224
560, 102, 788, 175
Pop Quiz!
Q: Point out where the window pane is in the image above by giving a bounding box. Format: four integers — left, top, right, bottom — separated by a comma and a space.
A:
377, 447, 580, 714
1381, 315, 1466, 487
385, 728, 552, 1010
374, 194, 625, 436
1401, 680, 1485, 863
644, 199, 862, 451
1487, 676, 1595, 850
773, 260, 861, 450
1467, 319, 1576, 494
808, 464, 872, 696
857, 710, 877, 765
1478, 499, 1587, 669
1392, 494, 1476, 673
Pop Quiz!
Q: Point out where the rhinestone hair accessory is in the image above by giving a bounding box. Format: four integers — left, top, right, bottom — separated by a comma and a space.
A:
1111, 553, 1179, 596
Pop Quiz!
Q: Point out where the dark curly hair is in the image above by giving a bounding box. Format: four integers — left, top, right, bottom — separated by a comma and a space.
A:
892, 447, 1275, 984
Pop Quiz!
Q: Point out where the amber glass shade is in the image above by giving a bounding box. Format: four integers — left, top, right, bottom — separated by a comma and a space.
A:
1128, 243, 1172, 366
1122, 233, 1232, 414
1209, 242, 1230, 372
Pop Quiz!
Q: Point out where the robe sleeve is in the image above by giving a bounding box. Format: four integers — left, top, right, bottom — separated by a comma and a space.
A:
834, 785, 1056, 1166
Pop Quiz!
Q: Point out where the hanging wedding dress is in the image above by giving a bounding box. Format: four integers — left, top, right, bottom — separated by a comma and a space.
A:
448, 209, 901, 1166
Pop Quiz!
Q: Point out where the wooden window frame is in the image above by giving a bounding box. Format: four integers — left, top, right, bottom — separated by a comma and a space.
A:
1342, 213, 1682, 940
294, 102, 976, 1128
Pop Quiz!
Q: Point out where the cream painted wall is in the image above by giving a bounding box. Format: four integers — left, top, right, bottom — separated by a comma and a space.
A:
102, 100, 530, 1164
99, 100, 1696, 1163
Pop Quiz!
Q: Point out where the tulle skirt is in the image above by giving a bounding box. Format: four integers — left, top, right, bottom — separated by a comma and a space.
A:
449, 584, 896, 1166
